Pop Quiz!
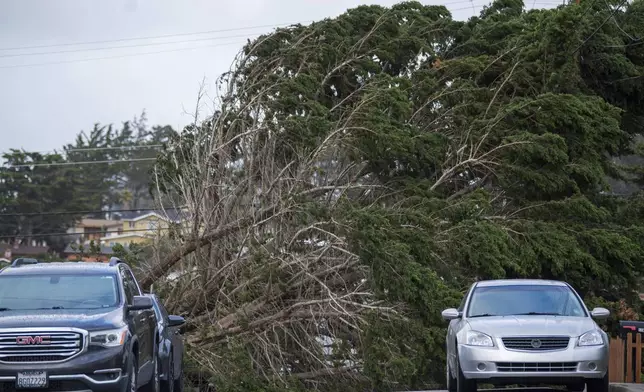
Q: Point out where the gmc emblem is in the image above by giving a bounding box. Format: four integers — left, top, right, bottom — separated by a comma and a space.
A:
16, 336, 51, 345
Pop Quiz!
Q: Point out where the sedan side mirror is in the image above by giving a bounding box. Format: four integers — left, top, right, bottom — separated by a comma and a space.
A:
129, 295, 154, 311
168, 315, 186, 327
590, 307, 610, 320
442, 308, 462, 321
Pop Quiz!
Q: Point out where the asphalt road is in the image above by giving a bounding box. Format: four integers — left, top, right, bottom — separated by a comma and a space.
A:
409, 389, 564, 392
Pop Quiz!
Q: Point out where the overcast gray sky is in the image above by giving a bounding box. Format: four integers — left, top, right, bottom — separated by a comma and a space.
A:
0, 0, 558, 153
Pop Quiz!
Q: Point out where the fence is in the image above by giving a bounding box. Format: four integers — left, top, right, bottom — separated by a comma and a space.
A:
609, 331, 643, 383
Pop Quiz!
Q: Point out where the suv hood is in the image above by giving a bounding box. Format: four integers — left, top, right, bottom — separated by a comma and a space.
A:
466, 315, 597, 337
0, 308, 123, 330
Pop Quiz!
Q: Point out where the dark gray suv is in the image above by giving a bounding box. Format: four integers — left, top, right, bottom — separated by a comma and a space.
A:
0, 257, 159, 392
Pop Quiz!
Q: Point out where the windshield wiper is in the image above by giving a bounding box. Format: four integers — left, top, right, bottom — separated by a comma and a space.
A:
515, 312, 561, 316
469, 313, 497, 318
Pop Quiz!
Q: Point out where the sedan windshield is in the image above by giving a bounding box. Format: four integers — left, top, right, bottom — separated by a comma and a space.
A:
0, 274, 119, 310
466, 284, 586, 318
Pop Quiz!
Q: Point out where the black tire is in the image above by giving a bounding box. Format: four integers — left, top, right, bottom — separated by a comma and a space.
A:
456, 356, 477, 392
174, 365, 184, 392
447, 358, 457, 392
586, 371, 609, 392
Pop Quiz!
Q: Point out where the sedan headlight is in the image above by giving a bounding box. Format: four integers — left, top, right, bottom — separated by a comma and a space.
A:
89, 326, 128, 348
578, 330, 603, 346
466, 330, 494, 347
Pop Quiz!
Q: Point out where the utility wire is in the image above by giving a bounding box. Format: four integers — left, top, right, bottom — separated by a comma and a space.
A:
0, 207, 186, 217
5, 144, 164, 156
0, 0, 559, 54
0, 2, 562, 70
572, 0, 629, 54
0, 41, 246, 70
0, 0, 561, 56
0, 21, 312, 52
65, 145, 163, 153
0, 33, 262, 59
0, 227, 174, 240
604, 0, 636, 41
5, 158, 157, 168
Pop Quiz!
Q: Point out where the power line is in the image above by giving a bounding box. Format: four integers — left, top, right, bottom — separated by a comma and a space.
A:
5, 158, 157, 168
0, 2, 562, 70
572, 0, 629, 54
0, 227, 175, 240
0, 0, 559, 55
0, 207, 186, 217
0, 33, 262, 59
9, 144, 164, 156
0, 41, 246, 70
0, 21, 312, 52
0, 0, 561, 57
65, 145, 163, 153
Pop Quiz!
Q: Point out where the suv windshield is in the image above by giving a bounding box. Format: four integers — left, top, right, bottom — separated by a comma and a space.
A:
466, 284, 586, 318
0, 273, 119, 310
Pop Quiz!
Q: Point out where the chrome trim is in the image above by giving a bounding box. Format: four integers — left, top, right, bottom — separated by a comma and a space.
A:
501, 336, 571, 352
51, 373, 123, 384
93, 368, 122, 376
0, 327, 88, 364
495, 362, 579, 372
0, 370, 123, 384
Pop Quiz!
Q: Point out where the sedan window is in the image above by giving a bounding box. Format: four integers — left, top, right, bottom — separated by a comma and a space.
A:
457, 287, 471, 312
466, 284, 586, 318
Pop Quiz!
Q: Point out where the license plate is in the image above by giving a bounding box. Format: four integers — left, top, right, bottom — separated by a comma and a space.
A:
16, 371, 48, 389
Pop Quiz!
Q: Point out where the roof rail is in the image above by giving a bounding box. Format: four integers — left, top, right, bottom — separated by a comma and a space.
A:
108, 257, 124, 266
11, 258, 39, 267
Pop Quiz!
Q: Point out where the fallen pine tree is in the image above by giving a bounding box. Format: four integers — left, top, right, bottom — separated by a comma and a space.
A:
134, 0, 644, 390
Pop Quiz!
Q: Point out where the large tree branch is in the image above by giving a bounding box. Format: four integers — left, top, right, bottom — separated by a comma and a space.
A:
139, 205, 278, 289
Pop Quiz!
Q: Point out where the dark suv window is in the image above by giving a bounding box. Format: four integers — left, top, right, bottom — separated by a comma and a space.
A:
151, 296, 170, 323
119, 266, 140, 304
0, 273, 119, 310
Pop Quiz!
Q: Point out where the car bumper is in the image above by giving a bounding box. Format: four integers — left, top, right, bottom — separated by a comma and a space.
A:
458, 341, 608, 382
0, 346, 128, 392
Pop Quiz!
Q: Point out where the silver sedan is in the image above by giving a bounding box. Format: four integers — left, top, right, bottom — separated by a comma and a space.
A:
442, 279, 610, 392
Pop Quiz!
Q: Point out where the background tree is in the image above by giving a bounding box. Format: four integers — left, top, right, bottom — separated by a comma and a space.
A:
0, 113, 177, 253
63, 112, 176, 215
0, 150, 94, 252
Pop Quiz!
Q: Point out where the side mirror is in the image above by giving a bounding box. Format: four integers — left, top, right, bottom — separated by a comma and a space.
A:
442, 308, 461, 321
590, 307, 610, 320
129, 295, 154, 311
168, 315, 186, 327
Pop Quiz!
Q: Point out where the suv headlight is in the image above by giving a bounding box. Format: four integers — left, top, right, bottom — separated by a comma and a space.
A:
89, 326, 128, 348
578, 330, 603, 346
466, 330, 494, 347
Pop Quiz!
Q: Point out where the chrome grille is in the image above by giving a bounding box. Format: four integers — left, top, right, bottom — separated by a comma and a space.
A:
496, 362, 578, 372
502, 336, 570, 351
0, 330, 84, 363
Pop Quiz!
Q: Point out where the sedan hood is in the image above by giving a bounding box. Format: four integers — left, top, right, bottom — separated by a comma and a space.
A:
466, 315, 597, 337
0, 308, 123, 330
